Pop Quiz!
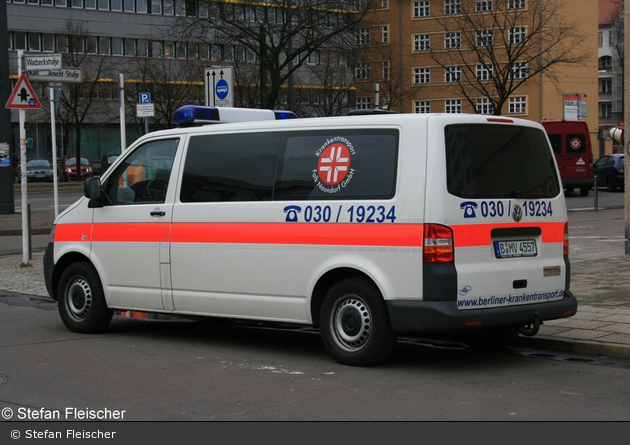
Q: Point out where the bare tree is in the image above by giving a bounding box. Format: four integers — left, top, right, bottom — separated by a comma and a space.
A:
55, 21, 119, 180
125, 55, 206, 130
430, 0, 589, 115
607, 0, 624, 121
292, 50, 354, 116
166, 0, 369, 110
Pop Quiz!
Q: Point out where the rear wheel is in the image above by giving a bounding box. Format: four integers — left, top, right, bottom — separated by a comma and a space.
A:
606, 176, 616, 192
579, 186, 589, 196
57, 262, 113, 333
319, 278, 397, 366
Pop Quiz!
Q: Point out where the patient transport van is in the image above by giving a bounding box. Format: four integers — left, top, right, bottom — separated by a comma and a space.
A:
44, 107, 577, 366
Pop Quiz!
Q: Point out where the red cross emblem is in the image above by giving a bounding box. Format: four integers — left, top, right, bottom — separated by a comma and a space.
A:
318, 143, 351, 185
570, 138, 581, 150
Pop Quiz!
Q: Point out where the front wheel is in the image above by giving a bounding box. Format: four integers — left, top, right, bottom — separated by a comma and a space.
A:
57, 262, 113, 333
319, 278, 397, 366
580, 186, 589, 197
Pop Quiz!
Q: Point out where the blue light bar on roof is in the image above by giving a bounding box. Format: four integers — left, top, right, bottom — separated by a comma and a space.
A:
172, 106, 298, 126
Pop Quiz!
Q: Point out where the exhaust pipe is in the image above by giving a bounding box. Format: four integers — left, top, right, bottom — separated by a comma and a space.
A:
517, 312, 541, 337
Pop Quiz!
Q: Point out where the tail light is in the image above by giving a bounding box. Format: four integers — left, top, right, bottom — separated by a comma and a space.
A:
423, 224, 454, 263
564, 222, 569, 256
619, 165, 624, 174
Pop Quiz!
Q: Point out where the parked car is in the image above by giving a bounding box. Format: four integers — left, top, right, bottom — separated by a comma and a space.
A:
593, 153, 624, 192
25, 159, 55, 182
100, 153, 120, 176
60, 155, 94, 181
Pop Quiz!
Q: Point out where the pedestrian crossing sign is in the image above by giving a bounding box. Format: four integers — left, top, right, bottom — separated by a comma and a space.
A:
6, 73, 42, 109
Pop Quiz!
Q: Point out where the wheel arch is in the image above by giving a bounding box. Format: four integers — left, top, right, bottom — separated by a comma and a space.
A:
50, 252, 93, 301
310, 267, 382, 329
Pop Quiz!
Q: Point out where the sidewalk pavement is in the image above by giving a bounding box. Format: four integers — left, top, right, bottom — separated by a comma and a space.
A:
1, 201, 630, 360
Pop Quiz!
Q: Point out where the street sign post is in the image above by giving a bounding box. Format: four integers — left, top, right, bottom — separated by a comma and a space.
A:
204, 67, 233, 107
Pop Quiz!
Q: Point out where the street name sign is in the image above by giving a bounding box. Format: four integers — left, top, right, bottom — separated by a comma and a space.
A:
24, 53, 62, 71
27, 68, 83, 83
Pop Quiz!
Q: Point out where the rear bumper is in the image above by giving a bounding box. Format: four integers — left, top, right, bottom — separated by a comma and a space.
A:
386, 290, 578, 334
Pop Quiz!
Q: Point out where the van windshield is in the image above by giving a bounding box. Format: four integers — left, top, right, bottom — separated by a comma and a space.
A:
445, 124, 561, 199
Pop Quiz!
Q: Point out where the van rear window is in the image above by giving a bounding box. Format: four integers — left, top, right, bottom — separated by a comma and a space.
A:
445, 124, 560, 199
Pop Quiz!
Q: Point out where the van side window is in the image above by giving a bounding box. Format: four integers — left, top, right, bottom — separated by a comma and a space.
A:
274, 129, 398, 200
566, 133, 586, 153
180, 132, 281, 202
548, 134, 562, 154
445, 124, 560, 199
105, 138, 179, 205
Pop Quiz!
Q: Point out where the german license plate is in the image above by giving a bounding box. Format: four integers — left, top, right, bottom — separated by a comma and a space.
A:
494, 240, 537, 258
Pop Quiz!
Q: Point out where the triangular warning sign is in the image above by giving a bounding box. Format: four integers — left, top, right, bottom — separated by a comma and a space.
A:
6, 73, 42, 109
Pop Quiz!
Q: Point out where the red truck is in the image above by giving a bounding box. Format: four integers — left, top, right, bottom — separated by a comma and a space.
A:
541, 119, 593, 196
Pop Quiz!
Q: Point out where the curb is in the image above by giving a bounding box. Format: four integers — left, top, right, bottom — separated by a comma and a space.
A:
514, 336, 630, 360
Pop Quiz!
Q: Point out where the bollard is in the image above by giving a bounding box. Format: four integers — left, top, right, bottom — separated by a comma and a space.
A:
27, 202, 32, 260
593, 175, 598, 212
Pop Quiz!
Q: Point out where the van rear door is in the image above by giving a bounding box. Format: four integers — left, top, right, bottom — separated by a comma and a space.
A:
425, 116, 568, 312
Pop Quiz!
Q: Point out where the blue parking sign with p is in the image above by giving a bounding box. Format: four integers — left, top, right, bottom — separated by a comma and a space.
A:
139, 93, 151, 104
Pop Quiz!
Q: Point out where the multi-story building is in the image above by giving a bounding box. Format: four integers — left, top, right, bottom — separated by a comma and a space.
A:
598, 0, 624, 155
4, 0, 355, 167
353, 0, 598, 144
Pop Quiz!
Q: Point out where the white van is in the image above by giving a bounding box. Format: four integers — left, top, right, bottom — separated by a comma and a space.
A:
44, 107, 577, 366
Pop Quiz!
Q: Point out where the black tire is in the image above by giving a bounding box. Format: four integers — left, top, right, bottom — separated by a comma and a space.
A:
579, 186, 589, 197
319, 278, 397, 366
565, 187, 574, 193
57, 262, 113, 333
606, 176, 616, 192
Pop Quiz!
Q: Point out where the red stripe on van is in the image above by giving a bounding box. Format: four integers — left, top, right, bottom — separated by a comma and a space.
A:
171, 223, 425, 247
451, 222, 566, 247
54, 224, 93, 242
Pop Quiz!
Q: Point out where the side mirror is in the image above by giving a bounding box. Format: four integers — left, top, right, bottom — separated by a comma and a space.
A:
85, 178, 103, 208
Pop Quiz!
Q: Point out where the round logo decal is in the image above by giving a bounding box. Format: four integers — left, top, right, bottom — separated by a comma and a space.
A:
512, 204, 523, 223
313, 137, 356, 194
318, 143, 351, 185
569, 137, 582, 150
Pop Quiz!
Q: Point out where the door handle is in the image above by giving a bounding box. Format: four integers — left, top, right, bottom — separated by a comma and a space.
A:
150, 210, 166, 217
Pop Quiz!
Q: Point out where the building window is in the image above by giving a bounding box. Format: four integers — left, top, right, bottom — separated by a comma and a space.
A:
508, 0, 525, 9
414, 68, 430, 84
476, 98, 494, 115
125, 39, 137, 56
509, 27, 526, 45
445, 32, 461, 49
382, 26, 389, 43
445, 66, 461, 82
29, 33, 41, 51
510, 62, 527, 79
476, 30, 493, 47
600, 78, 612, 94
112, 38, 124, 55
476, 64, 493, 81
356, 97, 371, 110
600, 103, 612, 118
414, 101, 431, 113
110, 0, 121, 11
509, 96, 527, 114
414, 34, 430, 51
123, 0, 133, 11
356, 62, 371, 80
86, 36, 98, 54
444, 0, 460, 15
445, 100, 462, 113
84, 0, 96, 8
98, 0, 109, 9
475, 0, 492, 12
356, 28, 371, 46
382, 61, 389, 79
413, 1, 429, 17
150, 0, 161, 14
42, 34, 55, 52
72, 0, 83, 8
